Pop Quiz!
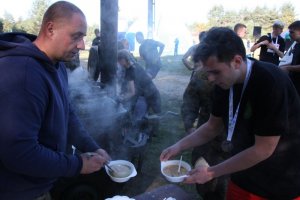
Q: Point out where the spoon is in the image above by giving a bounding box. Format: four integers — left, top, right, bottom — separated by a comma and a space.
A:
178, 155, 183, 173
86, 153, 116, 173
105, 162, 116, 173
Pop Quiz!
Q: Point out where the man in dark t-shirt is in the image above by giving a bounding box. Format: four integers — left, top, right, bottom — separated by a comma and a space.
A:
136, 32, 165, 79
280, 21, 300, 96
250, 21, 285, 65
92, 28, 101, 46
117, 50, 161, 120
160, 27, 300, 199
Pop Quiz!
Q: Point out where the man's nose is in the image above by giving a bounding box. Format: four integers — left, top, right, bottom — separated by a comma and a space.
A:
77, 39, 85, 50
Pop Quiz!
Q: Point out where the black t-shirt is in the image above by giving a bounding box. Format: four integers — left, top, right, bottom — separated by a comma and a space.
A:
92, 36, 101, 46
289, 43, 300, 95
120, 66, 135, 94
124, 66, 135, 82
212, 59, 300, 199
139, 39, 161, 65
255, 33, 285, 65
132, 63, 158, 97
122, 63, 158, 97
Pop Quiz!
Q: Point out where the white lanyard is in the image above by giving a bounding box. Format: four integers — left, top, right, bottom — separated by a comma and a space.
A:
270, 33, 278, 44
226, 59, 253, 142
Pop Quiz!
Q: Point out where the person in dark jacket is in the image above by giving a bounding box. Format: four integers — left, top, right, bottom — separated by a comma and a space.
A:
181, 57, 228, 200
92, 28, 101, 46
117, 50, 161, 125
0, 1, 110, 200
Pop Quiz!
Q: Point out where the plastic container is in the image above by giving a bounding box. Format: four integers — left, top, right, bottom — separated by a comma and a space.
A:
105, 160, 137, 183
161, 160, 191, 183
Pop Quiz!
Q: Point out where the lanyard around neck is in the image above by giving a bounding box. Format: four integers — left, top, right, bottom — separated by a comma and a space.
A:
227, 59, 253, 142
270, 33, 278, 44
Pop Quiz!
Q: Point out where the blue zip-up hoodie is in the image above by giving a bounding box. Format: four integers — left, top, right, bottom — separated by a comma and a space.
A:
0, 33, 100, 199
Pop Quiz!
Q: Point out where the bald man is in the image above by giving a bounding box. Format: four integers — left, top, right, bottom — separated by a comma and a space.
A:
0, 1, 110, 200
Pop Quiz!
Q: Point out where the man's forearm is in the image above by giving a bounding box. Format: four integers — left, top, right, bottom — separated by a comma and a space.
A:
177, 121, 221, 152
250, 43, 260, 52
274, 48, 284, 58
209, 135, 280, 178
284, 64, 300, 72
182, 58, 194, 70
209, 146, 266, 178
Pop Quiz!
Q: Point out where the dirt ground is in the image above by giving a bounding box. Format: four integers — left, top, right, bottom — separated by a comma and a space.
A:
119, 56, 200, 199
79, 54, 201, 199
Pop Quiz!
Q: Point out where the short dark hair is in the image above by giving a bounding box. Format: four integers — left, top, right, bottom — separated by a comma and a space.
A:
273, 20, 284, 29
136, 32, 144, 38
234, 23, 247, 33
94, 28, 100, 35
193, 27, 246, 64
118, 49, 136, 64
198, 31, 206, 42
42, 1, 84, 26
288, 20, 300, 30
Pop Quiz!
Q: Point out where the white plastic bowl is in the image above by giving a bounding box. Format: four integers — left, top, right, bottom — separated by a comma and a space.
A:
105, 160, 137, 183
161, 160, 191, 183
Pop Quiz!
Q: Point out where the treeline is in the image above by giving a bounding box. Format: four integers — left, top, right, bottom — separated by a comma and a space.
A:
0, 0, 98, 45
187, 3, 297, 39
1, 1, 297, 43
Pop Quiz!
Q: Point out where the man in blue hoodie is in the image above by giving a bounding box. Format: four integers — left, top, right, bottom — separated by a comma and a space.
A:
0, 1, 110, 200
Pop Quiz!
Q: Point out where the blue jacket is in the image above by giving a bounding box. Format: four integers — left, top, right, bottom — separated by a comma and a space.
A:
0, 33, 100, 200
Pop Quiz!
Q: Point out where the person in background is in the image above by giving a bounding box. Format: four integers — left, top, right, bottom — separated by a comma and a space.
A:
117, 50, 161, 125
181, 62, 228, 199
120, 38, 130, 50
92, 28, 101, 46
182, 29, 228, 200
0, 1, 110, 200
117, 51, 136, 110
174, 38, 179, 56
161, 27, 300, 200
234, 23, 247, 38
0, 20, 3, 33
182, 31, 206, 77
234, 23, 251, 57
280, 20, 300, 96
250, 20, 285, 65
88, 28, 102, 81
136, 31, 165, 79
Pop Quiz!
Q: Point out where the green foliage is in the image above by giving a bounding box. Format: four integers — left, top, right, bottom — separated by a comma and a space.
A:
207, 5, 226, 26
26, 0, 51, 34
0, 0, 50, 34
0, 0, 98, 45
2, 12, 15, 32
188, 3, 297, 40
280, 3, 296, 28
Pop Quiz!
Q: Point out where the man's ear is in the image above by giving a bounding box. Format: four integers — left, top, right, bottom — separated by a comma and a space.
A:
45, 22, 54, 37
232, 55, 243, 69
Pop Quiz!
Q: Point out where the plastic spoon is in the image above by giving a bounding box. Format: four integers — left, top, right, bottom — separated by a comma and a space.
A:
178, 155, 183, 173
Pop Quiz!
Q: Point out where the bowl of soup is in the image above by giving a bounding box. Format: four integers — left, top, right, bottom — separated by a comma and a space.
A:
105, 160, 137, 183
161, 160, 191, 183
